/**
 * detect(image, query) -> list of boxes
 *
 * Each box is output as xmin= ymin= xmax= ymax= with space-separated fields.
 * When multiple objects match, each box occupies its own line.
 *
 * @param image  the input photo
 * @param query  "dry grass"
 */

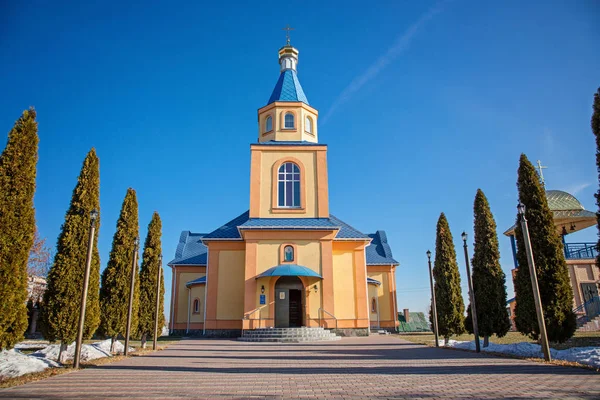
xmin=0 ymin=338 xmax=180 ymax=389
xmin=396 ymin=331 xmax=600 ymax=349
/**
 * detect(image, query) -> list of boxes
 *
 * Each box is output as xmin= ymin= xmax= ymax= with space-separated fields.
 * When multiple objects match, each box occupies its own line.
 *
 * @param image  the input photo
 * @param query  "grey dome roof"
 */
xmin=545 ymin=190 xmax=585 ymax=211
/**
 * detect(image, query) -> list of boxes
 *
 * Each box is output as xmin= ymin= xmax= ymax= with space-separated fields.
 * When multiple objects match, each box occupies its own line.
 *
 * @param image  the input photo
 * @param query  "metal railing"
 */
xmin=318 ymin=308 xmax=338 ymax=330
xmin=573 ymin=295 xmax=600 ymax=315
xmin=564 ymin=242 xmax=598 ymax=260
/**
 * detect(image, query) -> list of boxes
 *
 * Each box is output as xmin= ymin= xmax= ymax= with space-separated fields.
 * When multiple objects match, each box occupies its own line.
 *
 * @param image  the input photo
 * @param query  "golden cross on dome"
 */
xmin=282 ymin=24 xmax=294 ymax=45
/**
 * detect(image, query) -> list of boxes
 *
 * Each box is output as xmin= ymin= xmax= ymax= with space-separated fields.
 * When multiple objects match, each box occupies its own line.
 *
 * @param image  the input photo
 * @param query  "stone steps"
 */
xmin=238 ymin=327 xmax=341 ymax=343
xmin=577 ymin=315 xmax=600 ymax=332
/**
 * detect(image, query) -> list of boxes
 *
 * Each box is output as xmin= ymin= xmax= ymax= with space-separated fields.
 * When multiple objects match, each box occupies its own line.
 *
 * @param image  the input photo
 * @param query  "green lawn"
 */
xmin=396 ymin=331 xmax=600 ymax=350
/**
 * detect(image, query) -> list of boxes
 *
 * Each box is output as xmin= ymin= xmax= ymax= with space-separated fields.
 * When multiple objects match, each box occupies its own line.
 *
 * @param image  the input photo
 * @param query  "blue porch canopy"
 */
xmin=255 ymin=264 xmax=322 ymax=279
xmin=367 ymin=277 xmax=381 ymax=286
xmin=186 ymin=276 xmax=206 ymax=287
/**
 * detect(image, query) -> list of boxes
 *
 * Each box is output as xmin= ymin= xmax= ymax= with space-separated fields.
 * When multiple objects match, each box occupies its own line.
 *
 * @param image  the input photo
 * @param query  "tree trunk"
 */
xmin=58 ymin=341 xmax=69 ymax=364
xmin=141 ymin=333 xmax=147 ymax=349
xmin=483 ymin=335 xmax=490 ymax=348
xmin=110 ymin=336 xmax=117 ymax=354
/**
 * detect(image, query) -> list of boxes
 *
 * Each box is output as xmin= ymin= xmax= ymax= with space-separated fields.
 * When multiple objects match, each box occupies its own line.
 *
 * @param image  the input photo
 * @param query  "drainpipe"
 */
xmin=186 ymin=287 xmax=191 ymax=334
xmin=392 ymin=266 xmax=398 ymax=333
xmin=363 ymin=250 xmax=371 ymax=336
xmin=169 ymin=266 xmax=176 ymax=332
xmin=376 ymin=294 xmax=380 ymax=329
xmin=202 ymin=248 xmax=209 ymax=335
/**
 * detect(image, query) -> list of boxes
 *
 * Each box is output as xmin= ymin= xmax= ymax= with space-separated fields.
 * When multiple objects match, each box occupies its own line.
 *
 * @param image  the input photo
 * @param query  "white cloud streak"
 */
xmin=322 ymin=1 xmax=448 ymax=123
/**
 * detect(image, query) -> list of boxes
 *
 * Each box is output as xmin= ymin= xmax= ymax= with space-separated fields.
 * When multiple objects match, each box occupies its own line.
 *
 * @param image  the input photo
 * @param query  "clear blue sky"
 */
xmin=1 ymin=1 xmax=599 ymax=318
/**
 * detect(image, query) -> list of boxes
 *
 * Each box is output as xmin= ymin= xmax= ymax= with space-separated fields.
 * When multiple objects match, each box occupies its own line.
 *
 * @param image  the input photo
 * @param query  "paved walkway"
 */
xmin=2 ymin=335 xmax=599 ymax=399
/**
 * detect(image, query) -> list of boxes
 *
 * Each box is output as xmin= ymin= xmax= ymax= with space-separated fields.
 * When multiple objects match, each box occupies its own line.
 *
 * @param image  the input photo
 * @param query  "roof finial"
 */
xmin=536 ymin=159 xmax=548 ymax=187
xmin=282 ymin=24 xmax=294 ymax=46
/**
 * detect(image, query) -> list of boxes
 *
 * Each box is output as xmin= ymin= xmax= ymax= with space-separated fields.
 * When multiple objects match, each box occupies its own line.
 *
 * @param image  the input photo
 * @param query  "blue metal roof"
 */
xmin=254 ymin=141 xmax=325 ymax=146
xmin=186 ymin=276 xmax=206 ymax=287
xmin=366 ymin=231 xmax=399 ymax=265
xmin=256 ymin=264 xmax=322 ymax=279
xmin=202 ymin=211 xmax=250 ymax=240
xmin=168 ymin=231 xmax=208 ymax=266
xmin=367 ymin=277 xmax=381 ymax=285
xmin=330 ymin=215 xmax=371 ymax=239
xmin=240 ymin=218 xmax=339 ymax=230
xmin=267 ymin=70 xmax=309 ymax=105
xmin=202 ymin=210 xmax=371 ymax=240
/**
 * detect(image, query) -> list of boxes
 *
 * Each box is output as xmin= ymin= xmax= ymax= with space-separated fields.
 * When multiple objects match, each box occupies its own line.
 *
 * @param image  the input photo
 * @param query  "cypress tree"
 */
xmin=465 ymin=189 xmax=510 ymax=347
xmin=40 ymin=149 xmax=101 ymax=361
xmin=99 ymin=188 xmax=140 ymax=352
xmin=592 ymin=88 xmax=600 ymax=272
xmin=514 ymin=154 xmax=576 ymax=343
xmin=137 ymin=212 xmax=165 ymax=348
xmin=433 ymin=213 xmax=465 ymax=343
xmin=0 ymin=108 xmax=38 ymax=349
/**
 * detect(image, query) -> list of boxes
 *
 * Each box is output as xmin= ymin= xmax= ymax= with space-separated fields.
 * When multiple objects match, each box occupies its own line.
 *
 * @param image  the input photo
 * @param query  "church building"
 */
xmin=168 ymin=40 xmax=400 ymax=336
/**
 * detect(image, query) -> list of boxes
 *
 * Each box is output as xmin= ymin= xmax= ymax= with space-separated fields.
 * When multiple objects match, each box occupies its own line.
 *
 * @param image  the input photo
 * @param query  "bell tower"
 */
xmin=257 ymin=41 xmax=319 ymax=143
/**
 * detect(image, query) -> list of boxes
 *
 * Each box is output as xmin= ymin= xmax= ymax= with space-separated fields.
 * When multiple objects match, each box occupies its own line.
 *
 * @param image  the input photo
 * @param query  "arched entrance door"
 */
xmin=275 ymin=276 xmax=304 ymax=328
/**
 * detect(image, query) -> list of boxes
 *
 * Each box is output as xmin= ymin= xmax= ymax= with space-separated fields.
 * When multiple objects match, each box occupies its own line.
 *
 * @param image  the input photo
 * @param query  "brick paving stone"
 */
xmin=1 ymin=335 xmax=599 ymax=399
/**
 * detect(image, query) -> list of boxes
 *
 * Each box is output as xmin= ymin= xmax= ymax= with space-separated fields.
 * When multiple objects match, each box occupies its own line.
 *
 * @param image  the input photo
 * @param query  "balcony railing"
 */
xmin=564 ymin=242 xmax=598 ymax=260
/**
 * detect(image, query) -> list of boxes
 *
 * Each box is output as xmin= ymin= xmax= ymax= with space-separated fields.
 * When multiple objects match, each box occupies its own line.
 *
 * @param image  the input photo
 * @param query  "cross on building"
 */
xmin=536 ymin=160 xmax=548 ymax=187
xmin=282 ymin=24 xmax=294 ymax=45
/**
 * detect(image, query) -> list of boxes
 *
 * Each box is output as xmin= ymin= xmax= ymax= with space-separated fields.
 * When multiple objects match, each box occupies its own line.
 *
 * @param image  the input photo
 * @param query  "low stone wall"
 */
xmin=329 ymin=328 xmax=369 ymax=337
xmin=170 ymin=329 xmax=241 ymax=338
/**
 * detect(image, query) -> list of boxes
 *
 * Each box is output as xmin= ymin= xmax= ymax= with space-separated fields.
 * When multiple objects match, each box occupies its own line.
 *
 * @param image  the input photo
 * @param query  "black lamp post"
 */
xmin=427 ymin=250 xmax=439 ymax=348
xmin=517 ymin=203 xmax=551 ymax=361
xmin=124 ymin=236 xmax=139 ymax=356
xmin=152 ymin=254 xmax=163 ymax=351
xmin=73 ymin=209 xmax=98 ymax=368
xmin=461 ymin=232 xmax=480 ymax=353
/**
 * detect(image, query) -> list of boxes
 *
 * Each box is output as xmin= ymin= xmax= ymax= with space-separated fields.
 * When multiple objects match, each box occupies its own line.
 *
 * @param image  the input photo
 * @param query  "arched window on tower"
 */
xmin=284 ymin=113 xmax=295 ymax=129
xmin=278 ymin=162 xmax=300 ymax=208
xmin=305 ymin=116 xmax=313 ymax=134
xmin=265 ymin=115 xmax=273 ymax=132
xmin=193 ymin=298 xmax=200 ymax=314
xmin=284 ymin=245 xmax=294 ymax=262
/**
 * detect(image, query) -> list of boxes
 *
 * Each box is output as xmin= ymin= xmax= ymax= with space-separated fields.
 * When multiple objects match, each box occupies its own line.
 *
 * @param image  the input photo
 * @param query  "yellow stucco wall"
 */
xmin=216 ymin=250 xmax=245 ymax=320
xmin=367 ymin=271 xmax=392 ymax=321
xmin=259 ymin=151 xmax=317 ymax=218
xmin=176 ymin=272 xmax=205 ymax=324
xmin=258 ymin=103 xmax=319 ymax=143
xmin=255 ymin=241 xmax=323 ymax=320
xmin=368 ymin=284 xmax=379 ymax=322
xmin=189 ymin=285 xmax=205 ymax=323
xmin=332 ymin=250 xmax=356 ymax=319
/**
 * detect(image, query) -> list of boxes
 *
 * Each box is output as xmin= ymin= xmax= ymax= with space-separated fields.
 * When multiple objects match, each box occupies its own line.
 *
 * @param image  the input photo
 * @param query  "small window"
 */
xmin=278 ymin=162 xmax=300 ymax=208
xmin=371 ymin=298 xmax=377 ymax=313
xmin=193 ymin=299 xmax=200 ymax=314
xmin=305 ymin=117 xmax=312 ymax=134
xmin=284 ymin=113 xmax=294 ymax=129
xmin=284 ymin=245 xmax=294 ymax=262
xmin=265 ymin=116 xmax=272 ymax=132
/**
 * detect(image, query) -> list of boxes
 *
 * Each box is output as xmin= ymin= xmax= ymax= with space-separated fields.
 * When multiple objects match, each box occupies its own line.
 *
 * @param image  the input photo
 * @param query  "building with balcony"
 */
xmin=504 ymin=190 xmax=600 ymax=329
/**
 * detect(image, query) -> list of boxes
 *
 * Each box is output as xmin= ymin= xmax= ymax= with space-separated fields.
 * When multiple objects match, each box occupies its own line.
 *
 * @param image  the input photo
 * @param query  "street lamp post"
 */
xmin=427 ymin=250 xmax=440 ymax=348
xmin=517 ymin=203 xmax=552 ymax=362
xmin=152 ymin=254 xmax=163 ymax=351
xmin=461 ymin=232 xmax=480 ymax=353
xmin=124 ymin=236 xmax=139 ymax=356
xmin=73 ymin=209 xmax=98 ymax=368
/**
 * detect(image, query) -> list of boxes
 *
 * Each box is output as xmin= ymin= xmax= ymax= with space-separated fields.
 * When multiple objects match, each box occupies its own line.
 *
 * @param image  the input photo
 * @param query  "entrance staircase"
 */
xmin=238 ymin=327 xmax=341 ymax=343
xmin=576 ymin=315 xmax=600 ymax=332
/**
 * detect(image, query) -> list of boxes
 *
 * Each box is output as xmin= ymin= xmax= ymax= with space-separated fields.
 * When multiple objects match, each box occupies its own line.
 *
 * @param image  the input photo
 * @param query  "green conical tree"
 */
xmin=99 ymin=188 xmax=140 ymax=352
xmin=40 ymin=149 xmax=101 ymax=361
xmin=137 ymin=212 xmax=165 ymax=348
xmin=513 ymin=154 xmax=576 ymax=343
xmin=465 ymin=189 xmax=510 ymax=347
xmin=0 ymin=108 xmax=38 ymax=349
xmin=592 ymin=88 xmax=600 ymax=272
xmin=433 ymin=213 xmax=465 ymax=343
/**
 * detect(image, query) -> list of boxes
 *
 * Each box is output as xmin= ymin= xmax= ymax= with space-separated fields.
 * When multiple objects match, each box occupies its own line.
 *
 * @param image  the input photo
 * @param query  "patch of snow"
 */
xmin=0 ymin=349 xmax=60 ymax=380
xmin=31 ymin=339 xmax=134 ymax=362
xmin=443 ymin=339 xmax=600 ymax=368
xmin=161 ymin=326 xmax=169 ymax=336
